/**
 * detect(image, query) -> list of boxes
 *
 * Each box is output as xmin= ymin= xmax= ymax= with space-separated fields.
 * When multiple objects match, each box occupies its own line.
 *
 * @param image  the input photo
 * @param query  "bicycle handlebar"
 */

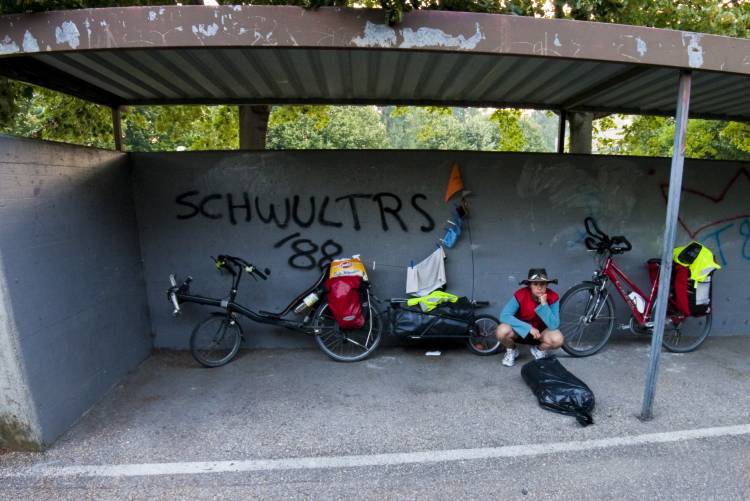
xmin=214 ymin=254 xmax=270 ymax=280
xmin=582 ymin=217 xmax=632 ymax=254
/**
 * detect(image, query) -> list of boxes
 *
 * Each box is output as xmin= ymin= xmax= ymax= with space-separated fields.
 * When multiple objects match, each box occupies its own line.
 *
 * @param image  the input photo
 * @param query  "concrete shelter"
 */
xmin=0 ymin=5 xmax=748 ymax=449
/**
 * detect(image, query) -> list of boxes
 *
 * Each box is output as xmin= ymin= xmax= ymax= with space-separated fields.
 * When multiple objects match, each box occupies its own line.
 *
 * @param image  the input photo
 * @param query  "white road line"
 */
xmin=10 ymin=423 xmax=750 ymax=479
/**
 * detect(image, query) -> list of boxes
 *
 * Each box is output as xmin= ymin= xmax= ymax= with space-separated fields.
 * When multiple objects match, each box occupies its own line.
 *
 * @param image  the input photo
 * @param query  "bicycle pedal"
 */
xmin=618 ymin=323 xmax=631 ymax=331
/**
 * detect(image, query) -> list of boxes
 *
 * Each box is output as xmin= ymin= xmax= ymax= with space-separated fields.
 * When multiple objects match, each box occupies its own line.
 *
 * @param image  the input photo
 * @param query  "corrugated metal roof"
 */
xmin=0 ymin=6 xmax=748 ymax=121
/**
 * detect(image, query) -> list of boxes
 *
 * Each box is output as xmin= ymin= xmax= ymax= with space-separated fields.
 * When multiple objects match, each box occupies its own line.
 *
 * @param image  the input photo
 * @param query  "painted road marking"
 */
xmin=9 ymin=423 xmax=750 ymax=479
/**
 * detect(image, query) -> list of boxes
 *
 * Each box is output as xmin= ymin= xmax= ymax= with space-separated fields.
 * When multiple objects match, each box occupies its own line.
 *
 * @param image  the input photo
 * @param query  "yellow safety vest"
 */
xmin=407 ymin=291 xmax=459 ymax=312
xmin=673 ymin=242 xmax=721 ymax=284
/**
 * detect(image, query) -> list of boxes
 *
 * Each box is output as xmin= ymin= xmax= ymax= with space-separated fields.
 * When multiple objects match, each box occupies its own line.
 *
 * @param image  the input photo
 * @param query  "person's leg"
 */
xmin=496 ymin=323 xmax=520 ymax=366
xmin=538 ymin=329 xmax=564 ymax=351
xmin=495 ymin=323 xmax=516 ymax=349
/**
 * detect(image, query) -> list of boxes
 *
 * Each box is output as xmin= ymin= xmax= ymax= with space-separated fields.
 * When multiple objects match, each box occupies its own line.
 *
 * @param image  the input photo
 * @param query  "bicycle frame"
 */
xmin=173 ymin=264 xmax=332 ymax=335
xmin=598 ymin=254 xmax=680 ymax=326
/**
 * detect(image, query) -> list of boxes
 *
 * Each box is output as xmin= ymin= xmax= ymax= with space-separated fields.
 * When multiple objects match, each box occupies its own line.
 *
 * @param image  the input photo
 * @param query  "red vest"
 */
xmin=514 ymin=287 xmax=559 ymax=331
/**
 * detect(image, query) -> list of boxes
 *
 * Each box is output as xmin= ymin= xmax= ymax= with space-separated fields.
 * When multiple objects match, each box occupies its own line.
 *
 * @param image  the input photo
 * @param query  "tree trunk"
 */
xmin=568 ymin=111 xmax=593 ymax=154
xmin=239 ymin=105 xmax=270 ymax=150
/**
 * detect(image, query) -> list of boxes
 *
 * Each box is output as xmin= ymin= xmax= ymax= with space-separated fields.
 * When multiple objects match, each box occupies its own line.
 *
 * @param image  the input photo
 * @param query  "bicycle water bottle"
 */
xmin=628 ymin=291 xmax=645 ymax=314
xmin=294 ymin=292 xmax=320 ymax=314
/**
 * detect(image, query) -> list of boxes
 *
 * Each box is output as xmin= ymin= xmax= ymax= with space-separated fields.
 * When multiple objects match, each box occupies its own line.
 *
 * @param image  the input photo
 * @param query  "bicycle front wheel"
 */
xmin=190 ymin=314 xmax=242 ymax=368
xmin=466 ymin=315 xmax=502 ymax=355
xmin=312 ymin=295 xmax=383 ymax=362
xmin=662 ymin=312 xmax=712 ymax=353
xmin=560 ymin=283 xmax=615 ymax=357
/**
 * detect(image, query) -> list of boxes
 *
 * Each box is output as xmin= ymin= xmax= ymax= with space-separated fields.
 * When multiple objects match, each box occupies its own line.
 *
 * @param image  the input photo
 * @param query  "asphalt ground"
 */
xmin=2 ymin=334 xmax=749 ymax=499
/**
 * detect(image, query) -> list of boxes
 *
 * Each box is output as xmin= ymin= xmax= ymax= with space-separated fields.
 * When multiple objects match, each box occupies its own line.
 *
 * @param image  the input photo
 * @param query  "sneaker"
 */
xmin=530 ymin=346 xmax=549 ymax=360
xmin=501 ymin=348 xmax=519 ymax=367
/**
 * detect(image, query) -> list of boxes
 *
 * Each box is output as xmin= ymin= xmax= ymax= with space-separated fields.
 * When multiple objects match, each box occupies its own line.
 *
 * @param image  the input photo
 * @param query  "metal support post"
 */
xmin=640 ymin=70 xmax=692 ymax=421
xmin=557 ymin=110 xmax=567 ymax=153
xmin=112 ymin=106 xmax=123 ymax=152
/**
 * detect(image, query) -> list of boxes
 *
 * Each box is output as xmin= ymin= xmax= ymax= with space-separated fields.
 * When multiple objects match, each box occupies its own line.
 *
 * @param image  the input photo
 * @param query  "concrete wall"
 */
xmin=133 ymin=151 xmax=750 ymax=349
xmin=0 ymin=136 xmax=151 ymax=449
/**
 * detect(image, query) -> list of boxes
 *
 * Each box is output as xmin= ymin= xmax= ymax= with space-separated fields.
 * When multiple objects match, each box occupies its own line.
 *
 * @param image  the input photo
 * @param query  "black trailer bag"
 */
xmin=521 ymin=356 xmax=595 ymax=426
xmin=391 ymin=297 xmax=474 ymax=337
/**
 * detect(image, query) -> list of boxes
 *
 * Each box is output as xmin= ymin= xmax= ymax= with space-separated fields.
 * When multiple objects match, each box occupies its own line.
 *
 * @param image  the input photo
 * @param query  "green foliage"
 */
xmin=722 ymin=121 xmax=750 ymax=153
xmin=266 ymin=105 xmax=388 ymax=149
xmin=489 ymin=108 xmax=526 ymax=151
xmin=519 ymin=111 xmax=557 ymax=152
xmin=122 ymin=105 xmax=238 ymax=151
xmin=0 ymin=82 xmax=114 ymax=148
xmin=383 ymin=106 xmax=502 ymax=150
xmin=613 ymin=115 xmax=750 ymax=160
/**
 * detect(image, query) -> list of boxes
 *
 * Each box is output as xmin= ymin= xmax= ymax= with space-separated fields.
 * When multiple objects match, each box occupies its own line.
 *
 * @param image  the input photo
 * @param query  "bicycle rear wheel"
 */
xmin=312 ymin=294 xmax=383 ymax=362
xmin=560 ymin=283 xmax=615 ymax=357
xmin=661 ymin=312 xmax=712 ymax=353
xmin=190 ymin=314 xmax=242 ymax=368
xmin=466 ymin=315 xmax=502 ymax=355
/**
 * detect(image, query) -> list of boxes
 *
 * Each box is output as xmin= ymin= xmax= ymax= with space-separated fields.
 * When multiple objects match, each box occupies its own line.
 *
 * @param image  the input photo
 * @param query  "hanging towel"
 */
xmin=406 ymin=247 xmax=446 ymax=296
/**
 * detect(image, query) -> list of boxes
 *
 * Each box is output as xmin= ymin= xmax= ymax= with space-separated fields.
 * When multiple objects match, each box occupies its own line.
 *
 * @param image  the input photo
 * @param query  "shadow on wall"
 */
xmin=0 ymin=137 xmax=151 ymax=448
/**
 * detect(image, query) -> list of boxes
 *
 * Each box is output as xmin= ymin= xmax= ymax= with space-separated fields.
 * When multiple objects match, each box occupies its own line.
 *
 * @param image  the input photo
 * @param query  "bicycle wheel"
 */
xmin=560 ymin=283 xmax=615 ymax=357
xmin=661 ymin=312 xmax=712 ymax=353
xmin=190 ymin=314 xmax=242 ymax=368
xmin=466 ymin=314 xmax=502 ymax=355
xmin=312 ymin=295 xmax=383 ymax=362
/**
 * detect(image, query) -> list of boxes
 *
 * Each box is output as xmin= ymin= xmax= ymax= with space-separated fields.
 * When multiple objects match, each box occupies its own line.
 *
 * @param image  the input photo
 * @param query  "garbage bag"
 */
xmin=521 ymin=356 xmax=595 ymax=426
xmin=325 ymin=276 xmax=365 ymax=329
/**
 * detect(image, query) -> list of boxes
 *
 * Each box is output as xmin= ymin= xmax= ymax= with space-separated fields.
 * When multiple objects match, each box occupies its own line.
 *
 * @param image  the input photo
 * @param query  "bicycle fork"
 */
xmin=584 ymin=282 xmax=609 ymax=323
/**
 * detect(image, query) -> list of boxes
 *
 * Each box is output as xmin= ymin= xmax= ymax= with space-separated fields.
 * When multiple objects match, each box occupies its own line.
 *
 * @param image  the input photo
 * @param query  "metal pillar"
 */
xmin=557 ymin=110 xmax=567 ymax=153
xmin=640 ymin=70 xmax=692 ymax=420
xmin=112 ymin=106 xmax=123 ymax=152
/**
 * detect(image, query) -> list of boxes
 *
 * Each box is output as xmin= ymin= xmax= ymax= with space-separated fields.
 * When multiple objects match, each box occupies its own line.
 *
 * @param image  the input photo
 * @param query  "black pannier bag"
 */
xmin=521 ymin=356 xmax=595 ymax=426
xmin=391 ymin=297 xmax=474 ymax=338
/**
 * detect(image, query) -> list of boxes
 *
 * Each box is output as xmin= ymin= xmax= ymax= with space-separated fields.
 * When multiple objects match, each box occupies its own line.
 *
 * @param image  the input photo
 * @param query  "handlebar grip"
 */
xmin=253 ymin=268 xmax=267 ymax=280
xmin=611 ymin=235 xmax=633 ymax=252
xmin=584 ymin=217 xmax=608 ymax=240
xmin=584 ymin=237 xmax=598 ymax=250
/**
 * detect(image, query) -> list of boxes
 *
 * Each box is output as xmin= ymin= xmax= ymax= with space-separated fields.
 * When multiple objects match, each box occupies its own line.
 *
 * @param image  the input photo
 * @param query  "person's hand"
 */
xmin=529 ymin=327 xmax=541 ymax=340
xmin=539 ymin=293 xmax=548 ymax=306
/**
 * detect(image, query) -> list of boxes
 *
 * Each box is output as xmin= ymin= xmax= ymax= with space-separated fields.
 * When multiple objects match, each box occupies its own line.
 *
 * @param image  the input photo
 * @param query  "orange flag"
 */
xmin=444 ymin=163 xmax=465 ymax=202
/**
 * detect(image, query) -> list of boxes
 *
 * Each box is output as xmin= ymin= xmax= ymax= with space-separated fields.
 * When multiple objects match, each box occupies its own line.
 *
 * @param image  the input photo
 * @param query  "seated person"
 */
xmin=496 ymin=268 xmax=564 ymax=367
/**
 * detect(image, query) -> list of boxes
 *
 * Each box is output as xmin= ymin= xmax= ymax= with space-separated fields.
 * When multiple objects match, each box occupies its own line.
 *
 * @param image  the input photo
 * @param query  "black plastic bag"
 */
xmin=521 ymin=356 xmax=595 ymax=426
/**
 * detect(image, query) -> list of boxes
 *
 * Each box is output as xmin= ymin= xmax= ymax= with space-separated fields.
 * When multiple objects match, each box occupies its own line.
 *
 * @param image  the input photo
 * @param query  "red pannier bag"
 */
xmin=647 ymin=259 xmax=710 ymax=316
xmin=325 ymin=275 xmax=365 ymax=329
xmin=671 ymin=263 xmax=692 ymax=316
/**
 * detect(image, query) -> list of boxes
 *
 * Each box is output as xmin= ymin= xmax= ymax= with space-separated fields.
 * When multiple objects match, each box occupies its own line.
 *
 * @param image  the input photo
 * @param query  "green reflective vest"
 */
xmin=673 ymin=242 xmax=721 ymax=284
xmin=407 ymin=291 xmax=459 ymax=312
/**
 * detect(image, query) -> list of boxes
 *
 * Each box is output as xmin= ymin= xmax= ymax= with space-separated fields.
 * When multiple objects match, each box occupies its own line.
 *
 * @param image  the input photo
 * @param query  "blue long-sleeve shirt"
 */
xmin=500 ymin=296 xmax=560 ymax=338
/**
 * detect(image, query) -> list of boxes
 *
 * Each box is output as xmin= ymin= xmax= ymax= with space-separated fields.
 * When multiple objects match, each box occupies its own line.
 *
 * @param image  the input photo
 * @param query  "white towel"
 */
xmin=406 ymin=247 xmax=446 ymax=296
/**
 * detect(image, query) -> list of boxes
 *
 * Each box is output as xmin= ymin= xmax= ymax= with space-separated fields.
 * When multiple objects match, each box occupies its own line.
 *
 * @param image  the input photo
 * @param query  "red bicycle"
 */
xmin=559 ymin=217 xmax=712 ymax=357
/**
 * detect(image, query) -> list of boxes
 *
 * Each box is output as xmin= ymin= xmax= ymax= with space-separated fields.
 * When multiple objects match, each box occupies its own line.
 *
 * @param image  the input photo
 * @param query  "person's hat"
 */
xmin=520 ymin=268 xmax=558 ymax=285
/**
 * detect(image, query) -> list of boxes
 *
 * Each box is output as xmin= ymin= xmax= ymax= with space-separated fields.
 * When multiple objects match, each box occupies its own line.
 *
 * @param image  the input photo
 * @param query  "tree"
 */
xmin=611 ymin=115 xmax=750 ymax=160
xmin=266 ymin=105 xmax=388 ymax=149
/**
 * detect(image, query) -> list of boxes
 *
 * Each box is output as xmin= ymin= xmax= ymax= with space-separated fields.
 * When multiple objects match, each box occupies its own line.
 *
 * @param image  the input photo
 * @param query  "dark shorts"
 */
xmin=513 ymin=332 xmax=542 ymax=346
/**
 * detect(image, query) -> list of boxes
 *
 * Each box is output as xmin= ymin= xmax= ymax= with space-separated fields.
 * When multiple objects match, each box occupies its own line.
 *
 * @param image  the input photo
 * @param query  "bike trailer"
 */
xmin=391 ymin=296 xmax=474 ymax=338
xmin=325 ymin=275 xmax=365 ymax=329
xmin=521 ymin=356 xmax=595 ymax=426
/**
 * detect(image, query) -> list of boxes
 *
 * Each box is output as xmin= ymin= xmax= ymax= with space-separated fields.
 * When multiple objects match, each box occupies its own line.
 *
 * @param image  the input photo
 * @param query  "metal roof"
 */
xmin=1 ymin=5 xmax=749 ymax=121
